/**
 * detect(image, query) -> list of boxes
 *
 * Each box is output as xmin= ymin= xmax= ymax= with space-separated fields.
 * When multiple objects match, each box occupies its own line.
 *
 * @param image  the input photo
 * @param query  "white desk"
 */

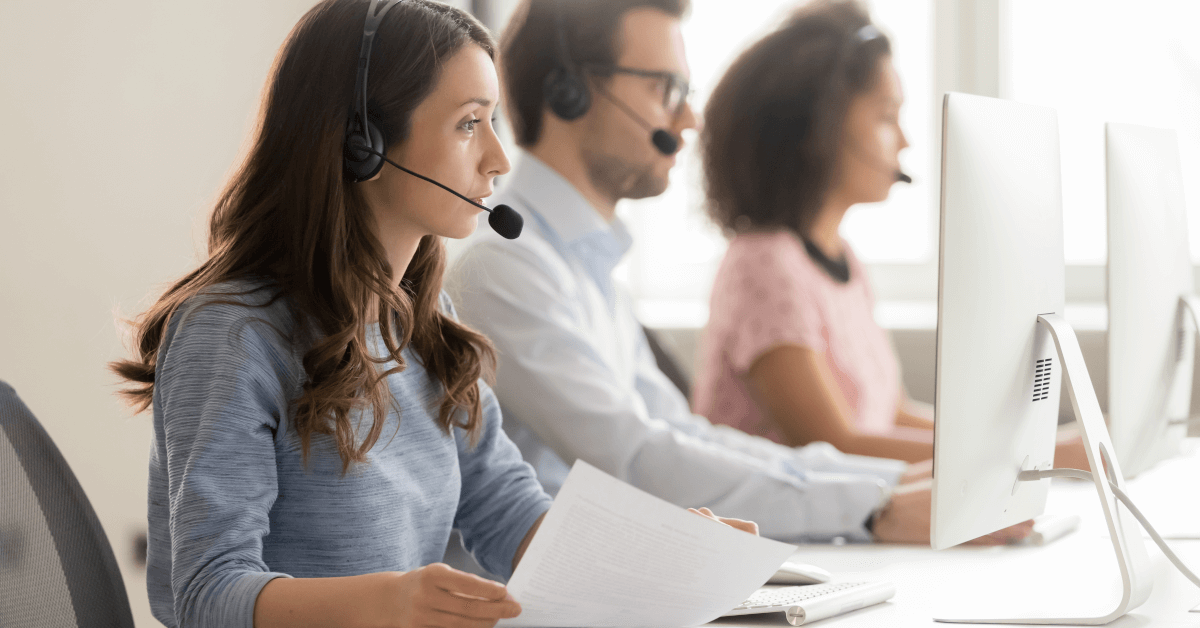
xmin=709 ymin=440 xmax=1200 ymax=627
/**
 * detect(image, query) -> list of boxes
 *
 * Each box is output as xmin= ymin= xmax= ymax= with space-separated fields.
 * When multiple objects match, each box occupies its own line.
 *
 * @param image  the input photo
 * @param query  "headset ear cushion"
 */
xmin=343 ymin=117 xmax=386 ymax=182
xmin=543 ymin=66 xmax=591 ymax=121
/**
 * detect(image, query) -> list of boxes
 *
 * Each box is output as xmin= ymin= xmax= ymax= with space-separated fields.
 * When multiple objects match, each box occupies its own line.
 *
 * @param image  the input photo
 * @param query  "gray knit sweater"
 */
xmin=145 ymin=282 xmax=552 ymax=628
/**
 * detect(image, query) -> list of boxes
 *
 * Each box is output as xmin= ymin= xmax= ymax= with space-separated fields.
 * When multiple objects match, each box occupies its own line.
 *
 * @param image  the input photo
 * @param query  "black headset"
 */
xmin=341 ymin=0 xmax=523 ymax=239
xmin=541 ymin=0 xmax=678 ymax=155
xmin=543 ymin=0 xmax=592 ymax=121
xmin=846 ymin=24 xmax=912 ymax=184
xmin=343 ymin=0 xmax=397 ymax=183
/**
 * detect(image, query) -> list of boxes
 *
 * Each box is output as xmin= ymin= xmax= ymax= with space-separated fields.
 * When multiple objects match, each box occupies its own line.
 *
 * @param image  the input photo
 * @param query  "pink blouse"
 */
xmin=693 ymin=231 xmax=901 ymax=444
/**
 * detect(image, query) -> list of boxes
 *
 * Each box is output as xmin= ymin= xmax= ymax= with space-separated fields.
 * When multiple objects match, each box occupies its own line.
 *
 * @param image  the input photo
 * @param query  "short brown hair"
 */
xmin=500 ymin=0 xmax=689 ymax=147
xmin=702 ymin=0 xmax=890 ymax=235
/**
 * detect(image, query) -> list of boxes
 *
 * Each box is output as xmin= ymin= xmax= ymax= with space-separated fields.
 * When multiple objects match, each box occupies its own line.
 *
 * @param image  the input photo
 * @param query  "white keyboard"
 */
xmin=722 ymin=581 xmax=896 ymax=626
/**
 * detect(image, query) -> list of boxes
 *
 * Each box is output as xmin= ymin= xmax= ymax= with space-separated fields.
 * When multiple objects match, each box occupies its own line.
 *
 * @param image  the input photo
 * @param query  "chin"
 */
xmin=866 ymin=180 xmax=896 ymax=204
xmin=432 ymin=211 xmax=482 ymax=241
xmin=445 ymin=217 xmax=480 ymax=241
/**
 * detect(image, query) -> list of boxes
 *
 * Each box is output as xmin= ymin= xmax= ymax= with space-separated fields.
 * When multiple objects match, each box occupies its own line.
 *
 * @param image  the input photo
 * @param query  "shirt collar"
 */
xmin=503 ymin=153 xmax=633 ymax=275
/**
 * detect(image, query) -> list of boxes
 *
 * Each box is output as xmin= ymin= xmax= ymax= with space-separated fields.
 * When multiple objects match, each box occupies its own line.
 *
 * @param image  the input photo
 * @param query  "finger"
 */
xmin=430 ymin=590 xmax=522 ymax=621
xmin=429 ymin=607 xmax=515 ymax=628
xmin=426 ymin=564 xmax=510 ymax=602
xmin=717 ymin=516 xmax=760 ymax=535
xmin=699 ymin=507 xmax=715 ymax=517
xmin=689 ymin=508 xmax=719 ymax=523
xmin=968 ymin=521 xmax=1034 ymax=545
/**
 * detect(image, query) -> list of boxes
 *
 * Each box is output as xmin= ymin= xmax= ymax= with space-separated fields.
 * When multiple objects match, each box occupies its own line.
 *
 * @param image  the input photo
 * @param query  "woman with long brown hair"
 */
xmin=112 ymin=1 xmax=547 ymax=626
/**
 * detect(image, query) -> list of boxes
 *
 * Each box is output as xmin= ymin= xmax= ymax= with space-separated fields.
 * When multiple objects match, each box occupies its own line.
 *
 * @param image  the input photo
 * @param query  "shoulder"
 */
xmin=448 ymin=221 xmax=578 ymax=301
xmin=165 ymin=278 xmax=297 ymax=360
xmin=723 ymin=231 xmax=809 ymax=271
xmin=438 ymin=290 xmax=459 ymax=321
xmin=718 ymin=231 xmax=820 ymax=292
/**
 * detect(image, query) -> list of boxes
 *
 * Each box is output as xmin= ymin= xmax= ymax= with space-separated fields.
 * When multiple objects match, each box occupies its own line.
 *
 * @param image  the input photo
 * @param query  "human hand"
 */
xmin=385 ymin=563 xmax=522 ymax=628
xmin=871 ymin=485 xmax=1034 ymax=546
xmin=900 ymin=459 xmax=933 ymax=483
xmin=688 ymin=507 xmax=760 ymax=535
xmin=1053 ymin=423 xmax=1092 ymax=471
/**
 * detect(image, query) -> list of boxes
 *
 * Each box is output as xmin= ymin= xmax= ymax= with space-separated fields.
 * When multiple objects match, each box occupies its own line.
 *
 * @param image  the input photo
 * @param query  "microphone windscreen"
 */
xmin=896 ymin=171 xmax=913 ymax=184
xmin=488 ymin=204 xmax=524 ymax=239
xmin=651 ymin=130 xmax=678 ymax=156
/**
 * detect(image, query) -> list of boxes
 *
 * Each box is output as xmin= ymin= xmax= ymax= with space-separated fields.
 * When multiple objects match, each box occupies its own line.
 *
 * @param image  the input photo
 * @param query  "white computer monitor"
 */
xmin=932 ymin=92 xmax=1064 ymax=551
xmin=1106 ymin=122 xmax=1194 ymax=478
xmin=931 ymin=93 xmax=1152 ymax=624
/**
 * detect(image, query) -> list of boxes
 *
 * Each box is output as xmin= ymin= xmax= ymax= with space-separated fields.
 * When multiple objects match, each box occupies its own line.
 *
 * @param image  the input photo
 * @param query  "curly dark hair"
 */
xmin=701 ymin=0 xmax=890 ymax=236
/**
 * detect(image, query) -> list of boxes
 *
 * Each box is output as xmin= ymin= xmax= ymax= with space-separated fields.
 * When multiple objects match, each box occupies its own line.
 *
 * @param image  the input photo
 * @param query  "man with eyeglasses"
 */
xmin=447 ymin=0 xmax=952 ymax=548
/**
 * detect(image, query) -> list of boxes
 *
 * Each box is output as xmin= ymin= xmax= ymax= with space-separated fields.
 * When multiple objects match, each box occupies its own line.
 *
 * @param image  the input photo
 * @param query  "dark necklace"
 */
xmin=802 ymin=237 xmax=851 ymax=284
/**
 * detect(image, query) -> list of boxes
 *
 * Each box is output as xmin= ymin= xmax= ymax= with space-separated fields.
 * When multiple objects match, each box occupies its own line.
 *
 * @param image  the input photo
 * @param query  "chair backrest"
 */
xmin=641 ymin=325 xmax=692 ymax=401
xmin=0 ymin=381 xmax=135 ymax=628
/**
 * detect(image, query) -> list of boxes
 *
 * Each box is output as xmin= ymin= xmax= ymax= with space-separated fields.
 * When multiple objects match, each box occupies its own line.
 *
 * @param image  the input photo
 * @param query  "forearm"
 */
xmin=802 ymin=430 xmax=932 ymax=464
xmin=254 ymin=572 xmax=401 ymax=628
xmin=894 ymin=404 xmax=935 ymax=431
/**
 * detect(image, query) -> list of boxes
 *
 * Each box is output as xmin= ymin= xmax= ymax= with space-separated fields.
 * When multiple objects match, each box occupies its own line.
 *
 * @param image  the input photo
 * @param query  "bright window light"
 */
xmin=1002 ymin=0 xmax=1200 ymax=263
xmin=618 ymin=0 xmax=935 ymax=305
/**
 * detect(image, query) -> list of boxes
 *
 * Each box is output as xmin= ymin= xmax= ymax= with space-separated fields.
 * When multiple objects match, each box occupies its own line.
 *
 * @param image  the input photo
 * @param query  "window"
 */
xmin=617 ymin=0 xmax=936 ymax=317
xmin=1001 ymin=0 xmax=1200 ymax=263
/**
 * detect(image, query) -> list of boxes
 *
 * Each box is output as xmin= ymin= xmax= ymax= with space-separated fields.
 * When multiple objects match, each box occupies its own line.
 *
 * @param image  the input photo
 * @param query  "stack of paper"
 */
xmin=499 ymin=461 xmax=797 ymax=628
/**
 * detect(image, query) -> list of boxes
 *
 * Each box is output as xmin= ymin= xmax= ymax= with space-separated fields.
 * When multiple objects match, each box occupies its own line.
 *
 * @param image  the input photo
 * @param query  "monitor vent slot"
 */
xmin=1032 ymin=358 xmax=1052 ymax=401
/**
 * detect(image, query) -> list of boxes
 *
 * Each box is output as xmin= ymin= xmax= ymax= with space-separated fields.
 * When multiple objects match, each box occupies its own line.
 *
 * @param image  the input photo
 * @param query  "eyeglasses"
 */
xmin=583 ymin=64 xmax=692 ymax=118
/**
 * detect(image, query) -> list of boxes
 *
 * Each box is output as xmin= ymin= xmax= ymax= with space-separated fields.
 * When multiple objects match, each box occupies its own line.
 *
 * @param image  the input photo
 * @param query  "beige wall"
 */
xmin=0 ymin=1 xmax=361 ymax=625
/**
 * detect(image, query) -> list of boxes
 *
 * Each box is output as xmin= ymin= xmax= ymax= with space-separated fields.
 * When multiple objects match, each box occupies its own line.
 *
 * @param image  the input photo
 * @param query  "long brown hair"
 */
xmin=702 ymin=0 xmax=889 ymax=235
xmin=112 ymin=0 xmax=498 ymax=471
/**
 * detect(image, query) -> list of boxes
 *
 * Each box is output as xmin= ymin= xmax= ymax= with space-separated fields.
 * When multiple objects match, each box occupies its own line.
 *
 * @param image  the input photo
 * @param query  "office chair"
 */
xmin=0 ymin=381 xmax=135 ymax=628
xmin=641 ymin=325 xmax=692 ymax=400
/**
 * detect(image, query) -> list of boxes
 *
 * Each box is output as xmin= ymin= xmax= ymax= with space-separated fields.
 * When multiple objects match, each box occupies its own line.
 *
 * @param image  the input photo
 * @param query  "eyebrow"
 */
xmin=459 ymin=97 xmax=492 ymax=108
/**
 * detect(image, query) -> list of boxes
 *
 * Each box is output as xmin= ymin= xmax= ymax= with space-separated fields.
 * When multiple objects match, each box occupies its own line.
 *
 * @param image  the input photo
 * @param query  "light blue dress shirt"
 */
xmin=447 ymin=154 xmax=907 ymax=543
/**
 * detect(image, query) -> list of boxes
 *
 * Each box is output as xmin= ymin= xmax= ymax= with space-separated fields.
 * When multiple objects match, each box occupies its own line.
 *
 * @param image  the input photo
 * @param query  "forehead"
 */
xmin=613 ymin=8 xmax=689 ymax=77
xmin=872 ymin=56 xmax=904 ymax=106
xmin=426 ymin=44 xmax=499 ymax=105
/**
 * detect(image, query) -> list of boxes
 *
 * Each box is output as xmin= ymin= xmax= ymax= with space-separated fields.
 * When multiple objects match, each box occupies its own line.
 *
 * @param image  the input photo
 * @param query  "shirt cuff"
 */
xmin=492 ymin=498 xmax=553 ymax=582
xmin=194 ymin=570 xmax=291 ymax=628
xmin=785 ymin=441 xmax=908 ymax=486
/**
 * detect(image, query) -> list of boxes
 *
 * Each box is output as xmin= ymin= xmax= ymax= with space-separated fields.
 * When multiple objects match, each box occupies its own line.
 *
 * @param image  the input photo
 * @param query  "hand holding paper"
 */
xmin=499 ymin=461 xmax=797 ymax=628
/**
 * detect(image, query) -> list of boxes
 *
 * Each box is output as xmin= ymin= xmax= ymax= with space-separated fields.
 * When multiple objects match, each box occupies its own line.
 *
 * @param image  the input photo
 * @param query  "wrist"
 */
xmin=864 ymin=481 xmax=893 ymax=541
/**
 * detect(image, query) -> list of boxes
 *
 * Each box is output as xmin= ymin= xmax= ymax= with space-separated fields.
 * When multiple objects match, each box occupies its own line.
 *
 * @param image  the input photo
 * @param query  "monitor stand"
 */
xmin=1170 ymin=295 xmax=1200 ymax=431
xmin=935 ymin=314 xmax=1153 ymax=625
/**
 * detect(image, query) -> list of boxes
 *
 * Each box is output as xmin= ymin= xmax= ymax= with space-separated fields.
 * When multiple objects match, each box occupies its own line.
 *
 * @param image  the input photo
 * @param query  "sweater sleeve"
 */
xmin=452 ymin=380 xmax=553 ymax=580
xmin=439 ymin=292 xmax=553 ymax=579
xmin=151 ymin=296 xmax=296 ymax=628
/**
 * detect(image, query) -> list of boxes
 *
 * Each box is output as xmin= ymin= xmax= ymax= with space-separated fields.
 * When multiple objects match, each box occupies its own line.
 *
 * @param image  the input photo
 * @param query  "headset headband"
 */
xmin=352 ymin=0 xmax=401 ymax=140
xmin=552 ymin=0 xmax=576 ymax=72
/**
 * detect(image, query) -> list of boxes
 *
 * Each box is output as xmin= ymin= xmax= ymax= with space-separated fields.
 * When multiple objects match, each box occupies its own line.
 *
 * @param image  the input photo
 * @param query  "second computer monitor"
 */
xmin=1106 ymin=122 xmax=1193 ymax=477
xmin=931 ymin=92 xmax=1065 ymax=550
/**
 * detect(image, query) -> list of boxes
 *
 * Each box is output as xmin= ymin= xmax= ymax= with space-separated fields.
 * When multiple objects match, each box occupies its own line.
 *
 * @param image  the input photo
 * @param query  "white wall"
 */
xmin=0 ymin=2 xmax=328 ymax=625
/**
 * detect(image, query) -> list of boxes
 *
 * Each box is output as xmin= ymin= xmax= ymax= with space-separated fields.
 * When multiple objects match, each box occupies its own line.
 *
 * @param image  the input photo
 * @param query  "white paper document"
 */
xmin=498 ymin=460 xmax=797 ymax=628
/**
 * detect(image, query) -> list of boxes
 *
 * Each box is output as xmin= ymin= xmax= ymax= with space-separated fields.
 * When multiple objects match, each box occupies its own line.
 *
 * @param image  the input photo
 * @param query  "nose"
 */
xmin=484 ymin=126 xmax=511 ymax=177
xmin=675 ymin=100 xmax=700 ymax=134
